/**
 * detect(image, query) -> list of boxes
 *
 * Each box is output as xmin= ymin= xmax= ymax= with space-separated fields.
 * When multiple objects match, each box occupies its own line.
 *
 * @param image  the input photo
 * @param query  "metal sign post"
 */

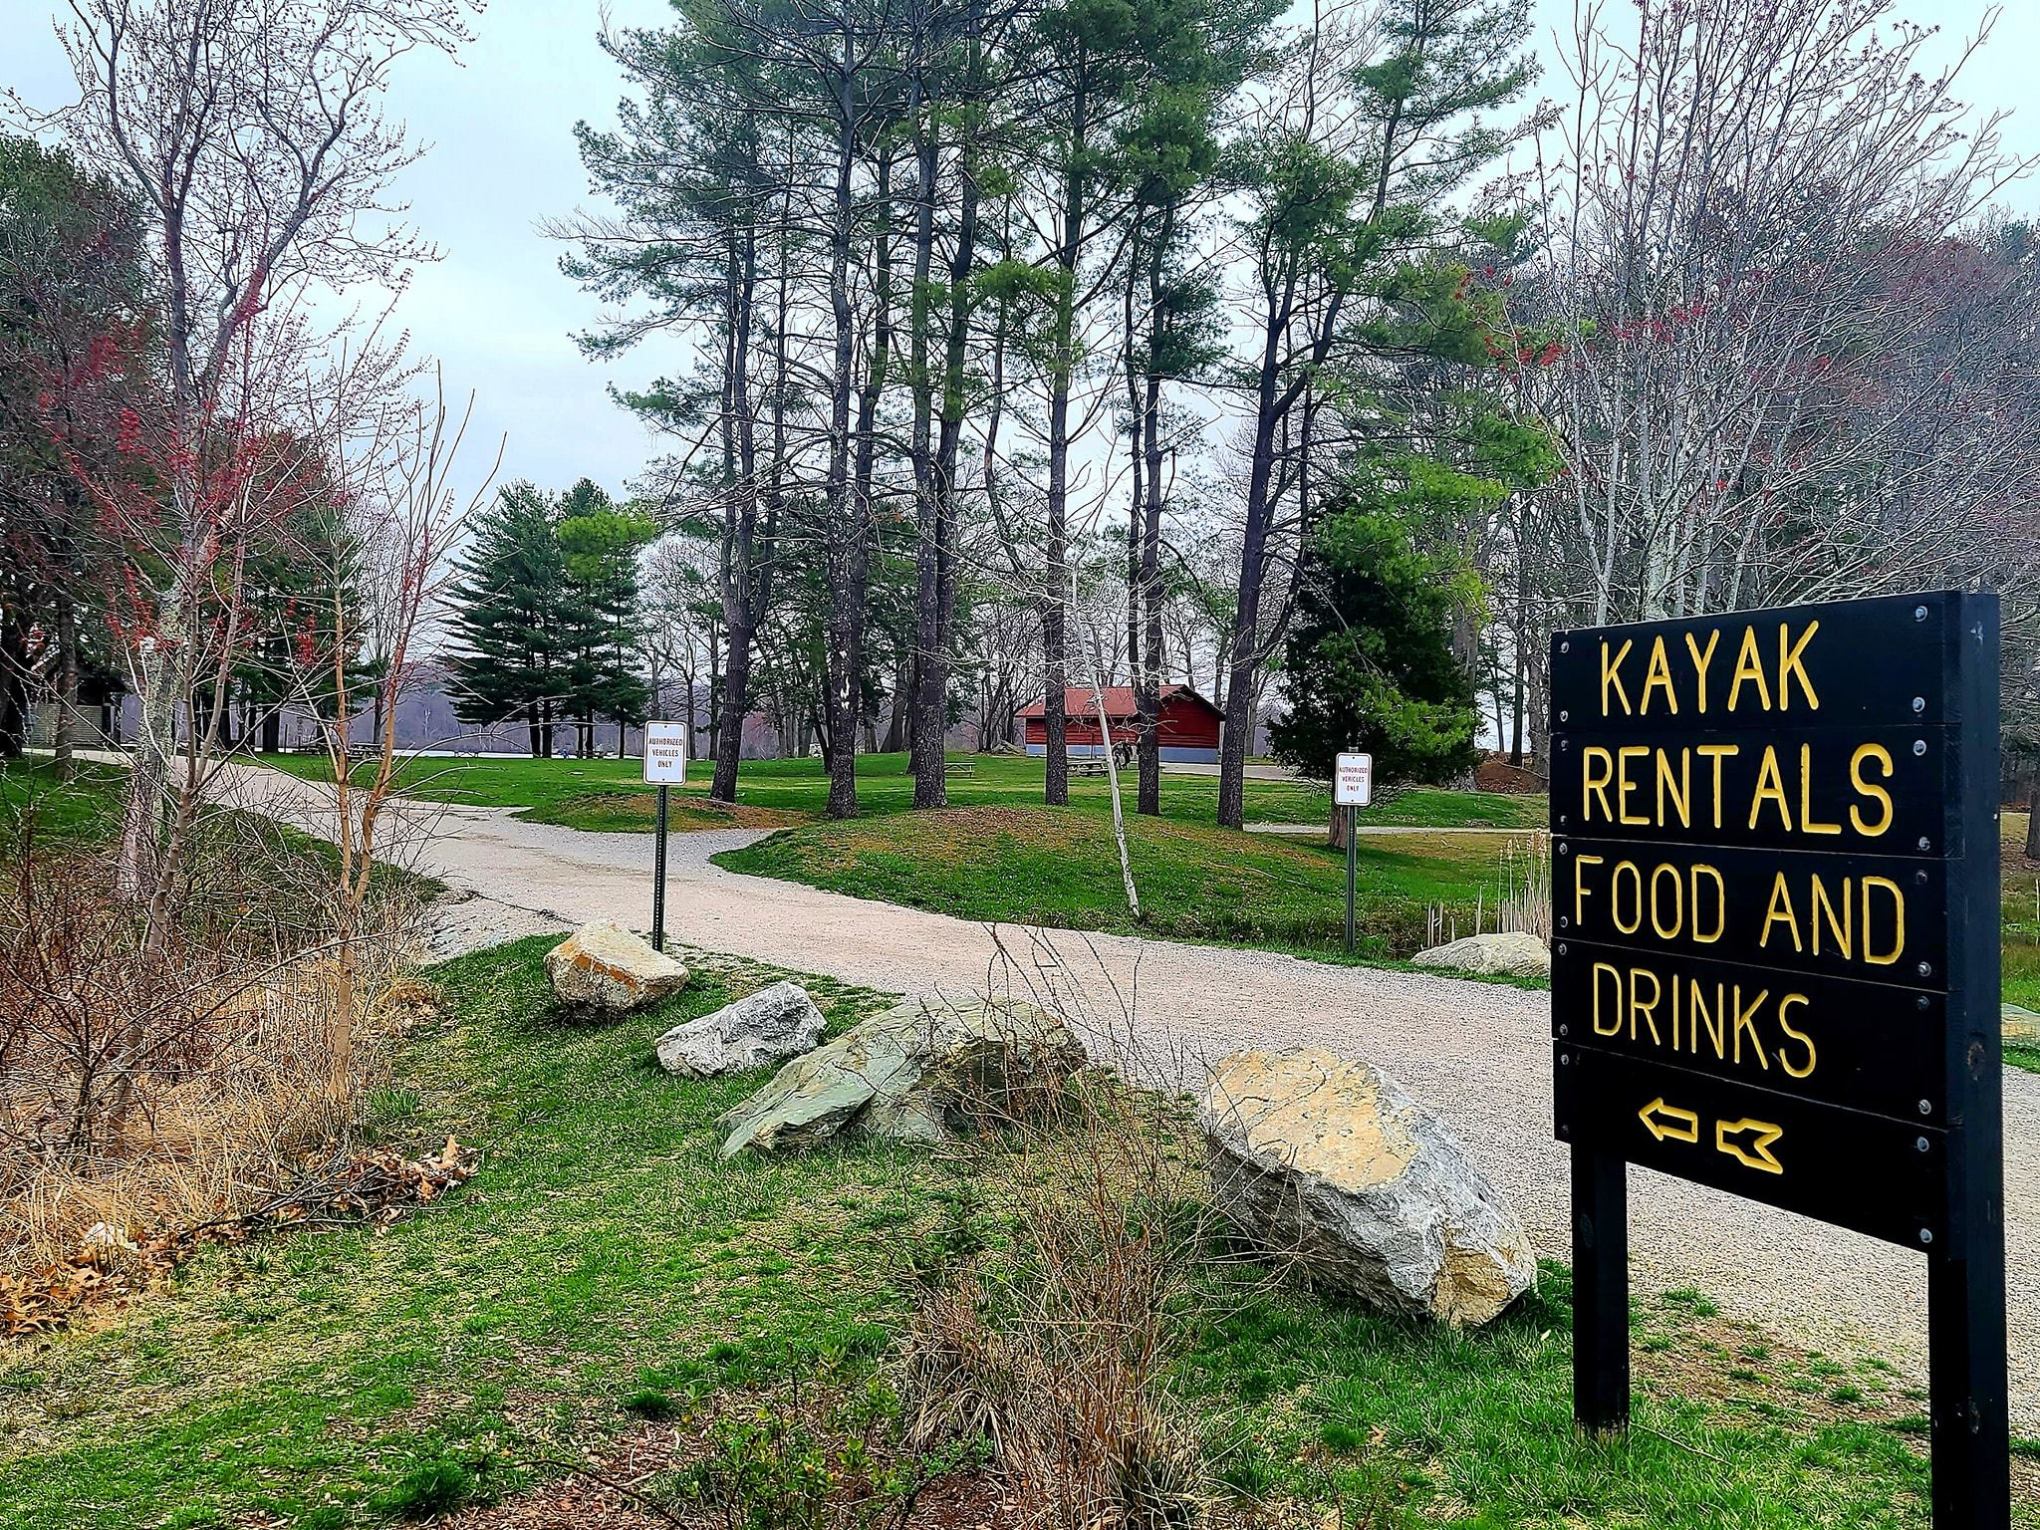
xmin=1548 ymin=591 xmax=2006 ymax=1526
xmin=642 ymin=722 xmax=689 ymax=953
xmin=1335 ymin=752 xmax=1373 ymax=955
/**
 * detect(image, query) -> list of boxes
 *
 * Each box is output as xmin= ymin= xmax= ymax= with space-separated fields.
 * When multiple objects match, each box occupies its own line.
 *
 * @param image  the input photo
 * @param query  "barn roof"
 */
xmin=1015 ymin=684 xmax=1218 ymax=720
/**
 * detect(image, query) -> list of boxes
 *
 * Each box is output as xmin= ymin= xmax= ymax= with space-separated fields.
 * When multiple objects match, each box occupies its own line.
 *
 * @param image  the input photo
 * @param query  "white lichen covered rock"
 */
xmin=2006 ymin=1003 xmax=2040 ymax=1045
xmin=656 ymin=980 xmax=825 ymax=1077
xmin=1199 ymin=1048 xmax=1534 ymax=1327
xmin=1410 ymin=930 xmax=1550 ymax=979
xmin=544 ymin=921 xmax=689 ymax=1018
xmin=718 ymin=995 xmax=1086 ymax=1156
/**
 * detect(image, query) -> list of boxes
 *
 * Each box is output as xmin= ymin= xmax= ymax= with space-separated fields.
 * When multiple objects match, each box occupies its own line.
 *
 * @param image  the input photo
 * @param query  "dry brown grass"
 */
xmin=894 ymin=1024 xmax=1283 ymax=1530
xmin=0 ymin=816 xmax=427 ymax=1281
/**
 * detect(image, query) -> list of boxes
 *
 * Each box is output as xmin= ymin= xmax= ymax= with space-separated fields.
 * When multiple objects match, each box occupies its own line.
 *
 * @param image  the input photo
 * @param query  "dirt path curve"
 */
xmin=206 ymin=760 xmax=2039 ymax=1422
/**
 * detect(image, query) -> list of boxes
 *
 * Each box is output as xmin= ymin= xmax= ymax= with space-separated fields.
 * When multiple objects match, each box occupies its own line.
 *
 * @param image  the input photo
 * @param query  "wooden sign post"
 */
xmin=1548 ymin=591 xmax=2007 ymax=1527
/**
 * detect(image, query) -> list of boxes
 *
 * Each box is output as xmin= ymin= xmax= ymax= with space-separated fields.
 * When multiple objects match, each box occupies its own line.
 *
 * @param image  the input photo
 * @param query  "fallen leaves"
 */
xmin=0 ymin=1136 xmax=479 ymax=1338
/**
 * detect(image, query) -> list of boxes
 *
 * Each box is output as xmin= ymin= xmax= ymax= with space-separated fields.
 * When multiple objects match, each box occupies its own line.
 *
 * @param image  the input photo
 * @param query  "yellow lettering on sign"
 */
xmin=1798 ymin=742 xmax=1842 ymax=835
xmin=1748 ymin=746 xmax=1791 ymax=831
xmin=1592 ymin=962 xmax=1622 ymax=1037
xmin=1811 ymin=876 xmax=1852 ymax=959
xmin=1728 ymin=626 xmax=1771 ymax=711
xmin=1849 ymin=743 xmax=1894 ymax=836
xmin=1778 ymin=620 xmax=1820 ymax=710
xmin=1611 ymin=860 xmax=1643 ymax=935
xmin=1640 ymin=636 xmax=1679 ymax=715
xmin=1778 ymin=994 xmax=1816 ymax=1078
xmin=1761 ymin=873 xmax=1802 ymax=953
xmin=1685 ymin=629 xmax=1721 ymax=713
xmin=1693 ymin=865 xmax=1725 ymax=942
xmin=1690 ymin=980 xmax=1725 ymax=1061
xmin=1732 ymin=985 xmax=1771 ymax=1069
xmin=1863 ymin=876 xmax=1906 ymax=965
xmin=1697 ymin=746 xmax=1738 ymax=829
xmin=1601 ymin=638 xmax=1634 ymax=716
xmin=1649 ymin=863 xmax=1684 ymax=940
xmin=1656 ymin=748 xmax=1692 ymax=829
xmin=1582 ymin=746 xmax=1615 ymax=824
xmin=1617 ymin=746 xmax=1651 ymax=826
xmin=1573 ymin=853 xmax=1604 ymax=924
xmin=1630 ymin=967 xmax=1663 ymax=1045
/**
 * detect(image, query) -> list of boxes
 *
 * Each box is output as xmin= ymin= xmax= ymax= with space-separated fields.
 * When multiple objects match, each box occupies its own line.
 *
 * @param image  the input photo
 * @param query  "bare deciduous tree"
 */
xmin=37 ymin=0 xmax=474 ymax=913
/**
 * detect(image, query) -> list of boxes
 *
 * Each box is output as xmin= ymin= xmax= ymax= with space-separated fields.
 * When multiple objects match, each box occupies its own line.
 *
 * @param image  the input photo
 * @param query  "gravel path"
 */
xmin=205 ymin=761 xmax=2040 ymax=1424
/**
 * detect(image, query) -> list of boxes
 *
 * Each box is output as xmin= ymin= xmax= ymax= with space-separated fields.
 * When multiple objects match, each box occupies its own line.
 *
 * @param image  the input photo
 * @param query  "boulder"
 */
xmin=1199 ymin=1048 xmax=1534 ymax=1327
xmin=657 ymin=980 xmax=826 ymax=1077
xmin=544 ymin=921 xmax=689 ymax=1018
xmin=1410 ymin=930 xmax=1550 ymax=979
xmin=719 ymin=996 xmax=1086 ymax=1156
xmin=2006 ymin=1003 xmax=2040 ymax=1046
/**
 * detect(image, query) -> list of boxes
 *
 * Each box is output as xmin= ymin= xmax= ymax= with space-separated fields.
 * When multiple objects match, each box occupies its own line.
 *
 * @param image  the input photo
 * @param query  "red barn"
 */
xmin=1016 ymin=685 xmax=1223 ymax=763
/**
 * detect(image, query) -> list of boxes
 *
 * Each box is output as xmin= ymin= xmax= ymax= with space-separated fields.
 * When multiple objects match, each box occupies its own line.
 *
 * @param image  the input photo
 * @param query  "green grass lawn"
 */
xmin=2006 ymin=813 xmax=2039 ymax=1074
xmin=252 ymin=748 xmax=1546 ymax=835
xmin=0 ymin=758 xmax=128 ymax=844
xmin=0 ymin=936 xmax=2009 ymax=1528
xmin=717 ymin=803 xmax=1531 ymax=968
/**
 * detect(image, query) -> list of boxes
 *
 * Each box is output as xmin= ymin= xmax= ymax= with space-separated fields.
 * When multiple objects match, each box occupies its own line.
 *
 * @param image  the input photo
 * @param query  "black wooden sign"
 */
xmin=1551 ymin=942 xmax=1947 ymax=1122
xmin=1549 ymin=590 xmax=2007 ymax=1528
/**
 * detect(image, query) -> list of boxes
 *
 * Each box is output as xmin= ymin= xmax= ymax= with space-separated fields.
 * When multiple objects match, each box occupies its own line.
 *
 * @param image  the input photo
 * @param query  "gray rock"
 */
xmin=1199 ymin=1048 xmax=1534 ymax=1327
xmin=1410 ymin=930 xmax=1550 ymax=979
xmin=656 ymin=980 xmax=826 ymax=1077
xmin=718 ymin=996 xmax=1086 ymax=1157
xmin=544 ymin=921 xmax=689 ymax=1018
xmin=2006 ymin=1003 xmax=2040 ymax=1046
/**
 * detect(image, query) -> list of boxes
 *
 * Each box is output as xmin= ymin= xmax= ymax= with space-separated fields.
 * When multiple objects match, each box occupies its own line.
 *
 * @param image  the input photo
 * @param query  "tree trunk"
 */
xmin=1135 ymin=349 xmax=1166 ymax=818
xmin=52 ymin=595 xmax=79 ymax=775
xmin=117 ymin=628 xmax=179 ymax=898
xmin=1217 ymin=502 xmax=1271 ymax=831
xmin=713 ymin=624 xmax=755 ymax=798
xmin=0 ymin=637 xmax=25 ymax=760
xmin=824 ymin=101 xmax=886 ymax=821
xmin=883 ymin=649 xmax=910 ymax=754
xmin=2026 ymin=765 xmax=2040 ymax=858
xmin=712 ymin=205 xmax=767 ymax=803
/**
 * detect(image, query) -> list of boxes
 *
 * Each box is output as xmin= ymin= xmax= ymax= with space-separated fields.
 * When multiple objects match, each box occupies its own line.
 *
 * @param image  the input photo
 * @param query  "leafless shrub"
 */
xmin=0 ymin=803 xmax=425 ymax=1276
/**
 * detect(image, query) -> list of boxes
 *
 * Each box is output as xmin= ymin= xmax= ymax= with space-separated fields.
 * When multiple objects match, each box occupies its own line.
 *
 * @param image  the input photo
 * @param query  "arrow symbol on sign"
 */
xmin=1638 ymin=1098 xmax=1700 ymax=1144
xmin=1715 ymin=1118 xmax=1785 ymax=1175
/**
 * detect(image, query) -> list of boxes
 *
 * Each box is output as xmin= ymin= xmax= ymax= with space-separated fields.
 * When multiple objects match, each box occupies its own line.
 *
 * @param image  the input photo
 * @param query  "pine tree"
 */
xmin=556 ymin=479 xmax=656 ymax=756
xmin=445 ymin=482 xmax=572 ymax=756
xmin=1270 ymin=476 xmax=1484 ymax=793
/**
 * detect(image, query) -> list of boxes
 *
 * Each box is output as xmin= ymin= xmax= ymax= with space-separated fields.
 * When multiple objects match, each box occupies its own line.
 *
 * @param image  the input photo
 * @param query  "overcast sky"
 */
xmin=4 ymin=0 xmax=2038 ymax=503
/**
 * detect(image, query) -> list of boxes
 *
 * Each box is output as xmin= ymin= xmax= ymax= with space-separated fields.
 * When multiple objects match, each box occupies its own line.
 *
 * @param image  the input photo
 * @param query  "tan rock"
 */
xmin=544 ymin=921 xmax=689 ymax=1018
xmin=1199 ymin=1048 xmax=1534 ymax=1326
